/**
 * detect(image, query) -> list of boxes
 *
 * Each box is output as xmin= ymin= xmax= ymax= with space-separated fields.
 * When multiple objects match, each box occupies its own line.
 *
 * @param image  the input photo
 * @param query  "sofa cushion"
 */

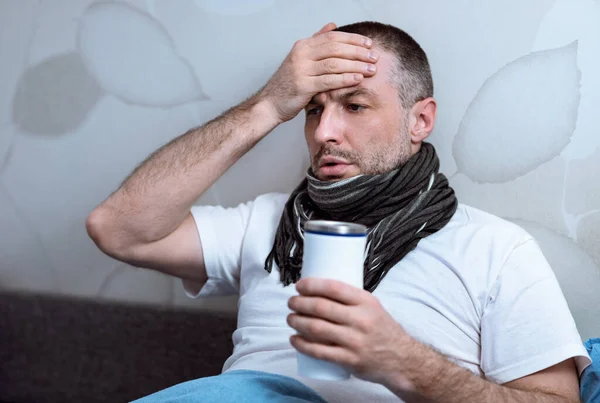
xmin=0 ymin=291 xmax=237 ymax=403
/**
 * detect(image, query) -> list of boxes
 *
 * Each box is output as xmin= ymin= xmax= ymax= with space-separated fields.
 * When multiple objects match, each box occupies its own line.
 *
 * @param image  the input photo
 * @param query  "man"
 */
xmin=87 ymin=21 xmax=590 ymax=402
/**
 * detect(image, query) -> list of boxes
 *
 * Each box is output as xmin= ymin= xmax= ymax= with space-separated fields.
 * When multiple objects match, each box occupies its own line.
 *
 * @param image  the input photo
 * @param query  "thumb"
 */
xmin=312 ymin=22 xmax=337 ymax=37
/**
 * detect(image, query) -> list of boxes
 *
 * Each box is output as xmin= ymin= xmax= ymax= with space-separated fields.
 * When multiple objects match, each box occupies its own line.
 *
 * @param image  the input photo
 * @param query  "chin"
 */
xmin=316 ymin=172 xmax=358 ymax=182
xmin=321 ymin=175 xmax=345 ymax=182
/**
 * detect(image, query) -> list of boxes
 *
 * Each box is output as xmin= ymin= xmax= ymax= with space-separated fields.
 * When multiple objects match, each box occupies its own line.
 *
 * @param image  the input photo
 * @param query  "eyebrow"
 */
xmin=308 ymin=87 xmax=379 ymax=105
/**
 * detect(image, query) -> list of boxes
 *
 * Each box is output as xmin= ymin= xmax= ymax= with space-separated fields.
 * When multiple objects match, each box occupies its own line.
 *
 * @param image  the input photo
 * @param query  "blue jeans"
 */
xmin=581 ymin=338 xmax=600 ymax=403
xmin=131 ymin=370 xmax=327 ymax=403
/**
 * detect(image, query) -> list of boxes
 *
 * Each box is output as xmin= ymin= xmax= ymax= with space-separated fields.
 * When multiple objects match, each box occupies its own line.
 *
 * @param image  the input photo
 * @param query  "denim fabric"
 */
xmin=581 ymin=338 xmax=600 ymax=403
xmin=131 ymin=370 xmax=327 ymax=403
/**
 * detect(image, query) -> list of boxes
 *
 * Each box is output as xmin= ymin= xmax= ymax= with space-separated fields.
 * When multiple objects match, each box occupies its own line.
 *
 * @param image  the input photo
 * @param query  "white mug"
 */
xmin=296 ymin=220 xmax=367 ymax=381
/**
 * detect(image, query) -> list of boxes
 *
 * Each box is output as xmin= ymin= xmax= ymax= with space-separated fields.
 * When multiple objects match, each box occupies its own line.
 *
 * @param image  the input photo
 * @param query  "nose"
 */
xmin=313 ymin=107 xmax=344 ymax=146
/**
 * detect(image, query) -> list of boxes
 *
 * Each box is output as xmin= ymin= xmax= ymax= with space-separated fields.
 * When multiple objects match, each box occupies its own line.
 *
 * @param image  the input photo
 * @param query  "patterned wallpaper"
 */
xmin=0 ymin=0 xmax=598 ymax=339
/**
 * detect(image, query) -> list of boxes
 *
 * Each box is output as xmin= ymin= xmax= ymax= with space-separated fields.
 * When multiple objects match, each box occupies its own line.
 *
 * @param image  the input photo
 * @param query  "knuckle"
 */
xmin=358 ymin=318 xmax=374 ymax=333
xmin=292 ymin=74 xmax=304 ymax=89
xmin=325 ymin=31 xmax=336 ymax=41
xmin=290 ymin=47 xmax=304 ymax=62
xmin=324 ymin=58 xmax=338 ymax=72
xmin=308 ymin=321 xmax=322 ymax=335
xmin=346 ymin=333 xmax=361 ymax=349
xmin=348 ymin=354 xmax=361 ymax=367
xmin=328 ymin=280 xmax=341 ymax=295
xmin=370 ymin=296 xmax=383 ymax=310
xmin=328 ymin=42 xmax=341 ymax=54
xmin=322 ymin=74 xmax=335 ymax=87
xmin=346 ymin=73 xmax=360 ymax=83
xmin=364 ymin=322 xmax=375 ymax=334
xmin=312 ymin=347 xmax=328 ymax=361
xmin=293 ymin=39 xmax=304 ymax=49
xmin=313 ymin=300 xmax=328 ymax=316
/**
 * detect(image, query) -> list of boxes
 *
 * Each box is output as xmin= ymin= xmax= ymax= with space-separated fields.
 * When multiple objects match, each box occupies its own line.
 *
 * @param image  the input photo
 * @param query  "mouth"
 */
xmin=317 ymin=157 xmax=352 ymax=178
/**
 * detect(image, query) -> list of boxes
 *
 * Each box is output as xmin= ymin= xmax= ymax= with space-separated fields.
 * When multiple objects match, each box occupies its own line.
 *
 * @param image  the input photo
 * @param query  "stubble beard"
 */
xmin=310 ymin=125 xmax=412 ymax=179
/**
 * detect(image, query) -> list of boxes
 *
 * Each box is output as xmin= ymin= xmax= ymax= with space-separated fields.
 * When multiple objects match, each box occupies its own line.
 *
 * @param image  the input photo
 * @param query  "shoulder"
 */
xmin=190 ymin=192 xmax=289 ymax=228
xmin=423 ymin=203 xmax=536 ymax=269
xmin=447 ymin=203 xmax=532 ymax=244
xmin=246 ymin=192 xmax=290 ymax=219
xmin=199 ymin=192 xmax=289 ymax=215
xmin=252 ymin=192 xmax=290 ymax=209
xmin=244 ymin=192 xmax=290 ymax=227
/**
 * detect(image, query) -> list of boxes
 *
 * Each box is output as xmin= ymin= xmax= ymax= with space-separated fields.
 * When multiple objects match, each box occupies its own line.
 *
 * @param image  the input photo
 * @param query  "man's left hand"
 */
xmin=287 ymin=278 xmax=413 ymax=386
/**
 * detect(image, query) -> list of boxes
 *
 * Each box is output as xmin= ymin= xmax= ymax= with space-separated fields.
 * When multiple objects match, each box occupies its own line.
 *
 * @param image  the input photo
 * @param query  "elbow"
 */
xmin=86 ymin=206 xmax=129 ymax=260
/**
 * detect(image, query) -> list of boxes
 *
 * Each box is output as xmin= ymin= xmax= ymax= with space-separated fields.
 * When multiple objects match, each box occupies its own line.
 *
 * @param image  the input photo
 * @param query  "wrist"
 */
xmin=383 ymin=337 xmax=449 ymax=401
xmin=381 ymin=335 xmax=421 ymax=393
xmin=253 ymin=92 xmax=285 ymax=127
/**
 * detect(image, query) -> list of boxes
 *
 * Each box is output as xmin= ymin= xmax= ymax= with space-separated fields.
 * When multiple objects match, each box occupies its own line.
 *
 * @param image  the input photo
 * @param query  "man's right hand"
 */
xmin=259 ymin=22 xmax=379 ymax=124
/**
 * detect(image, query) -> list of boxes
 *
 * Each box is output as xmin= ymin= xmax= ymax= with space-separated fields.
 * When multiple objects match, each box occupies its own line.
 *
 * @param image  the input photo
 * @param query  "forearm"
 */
xmin=90 ymin=94 xmax=280 ymax=247
xmin=385 ymin=340 xmax=576 ymax=403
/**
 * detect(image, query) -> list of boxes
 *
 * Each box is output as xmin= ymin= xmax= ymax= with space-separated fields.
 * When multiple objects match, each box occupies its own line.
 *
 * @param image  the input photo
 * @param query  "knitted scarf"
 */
xmin=264 ymin=142 xmax=458 ymax=292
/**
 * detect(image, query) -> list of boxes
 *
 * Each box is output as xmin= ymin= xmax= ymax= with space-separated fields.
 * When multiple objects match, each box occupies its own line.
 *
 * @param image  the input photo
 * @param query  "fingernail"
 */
xmin=369 ymin=51 xmax=379 ymax=61
xmin=354 ymin=73 xmax=363 ymax=81
xmin=364 ymin=37 xmax=372 ymax=47
xmin=367 ymin=64 xmax=376 ymax=72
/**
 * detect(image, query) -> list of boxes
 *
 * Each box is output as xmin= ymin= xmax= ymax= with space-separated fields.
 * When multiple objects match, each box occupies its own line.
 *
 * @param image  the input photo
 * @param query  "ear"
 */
xmin=408 ymin=97 xmax=437 ymax=144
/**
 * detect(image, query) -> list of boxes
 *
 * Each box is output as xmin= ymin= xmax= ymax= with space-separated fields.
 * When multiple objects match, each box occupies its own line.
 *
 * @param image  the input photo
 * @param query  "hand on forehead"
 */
xmin=310 ymin=46 xmax=395 ymax=103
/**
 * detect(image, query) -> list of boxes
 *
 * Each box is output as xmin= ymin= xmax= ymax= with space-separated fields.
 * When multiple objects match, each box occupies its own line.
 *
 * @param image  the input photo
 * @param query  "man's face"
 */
xmin=304 ymin=47 xmax=412 ymax=182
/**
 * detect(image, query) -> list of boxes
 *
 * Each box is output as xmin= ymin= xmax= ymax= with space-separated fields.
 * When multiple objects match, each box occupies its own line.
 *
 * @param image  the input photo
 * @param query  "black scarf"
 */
xmin=264 ymin=142 xmax=458 ymax=292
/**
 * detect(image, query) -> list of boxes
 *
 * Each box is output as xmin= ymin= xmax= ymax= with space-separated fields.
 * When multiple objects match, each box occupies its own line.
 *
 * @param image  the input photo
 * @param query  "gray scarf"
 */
xmin=264 ymin=142 xmax=458 ymax=292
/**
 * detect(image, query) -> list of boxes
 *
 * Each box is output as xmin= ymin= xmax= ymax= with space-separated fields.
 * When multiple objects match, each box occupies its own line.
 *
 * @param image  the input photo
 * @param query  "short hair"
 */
xmin=335 ymin=21 xmax=433 ymax=109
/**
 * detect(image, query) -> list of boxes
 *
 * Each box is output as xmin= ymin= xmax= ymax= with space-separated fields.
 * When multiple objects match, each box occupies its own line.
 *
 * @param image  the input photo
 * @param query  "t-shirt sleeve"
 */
xmin=181 ymin=199 xmax=254 ymax=299
xmin=480 ymin=238 xmax=591 ymax=384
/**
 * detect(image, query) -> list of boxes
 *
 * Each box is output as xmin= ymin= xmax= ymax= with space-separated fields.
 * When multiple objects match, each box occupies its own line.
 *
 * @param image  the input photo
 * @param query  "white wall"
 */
xmin=1 ymin=0 xmax=598 ymax=338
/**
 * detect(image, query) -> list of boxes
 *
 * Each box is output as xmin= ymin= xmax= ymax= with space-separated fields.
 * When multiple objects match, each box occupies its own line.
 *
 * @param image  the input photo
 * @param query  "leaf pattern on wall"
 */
xmin=12 ymin=52 xmax=104 ymax=135
xmin=194 ymin=0 xmax=276 ymax=16
xmin=453 ymin=42 xmax=581 ymax=183
xmin=532 ymin=0 xmax=600 ymax=161
xmin=451 ymin=157 xmax=568 ymax=234
xmin=77 ymin=1 xmax=207 ymax=107
xmin=565 ymin=142 xmax=600 ymax=216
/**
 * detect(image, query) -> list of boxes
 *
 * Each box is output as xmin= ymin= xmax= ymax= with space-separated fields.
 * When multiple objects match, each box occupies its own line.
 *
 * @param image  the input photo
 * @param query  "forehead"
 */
xmin=318 ymin=46 xmax=398 ymax=102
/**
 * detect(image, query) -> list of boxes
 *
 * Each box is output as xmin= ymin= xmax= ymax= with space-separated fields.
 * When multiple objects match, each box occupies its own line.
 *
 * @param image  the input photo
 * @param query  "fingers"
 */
xmin=312 ymin=22 xmax=337 ymax=37
xmin=291 ymin=27 xmax=376 ymax=94
xmin=310 ymin=58 xmax=377 ymax=77
xmin=310 ymin=41 xmax=379 ymax=63
xmin=310 ymin=30 xmax=373 ymax=49
xmin=288 ymin=296 xmax=351 ymax=325
xmin=295 ymin=279 xmax=366 ymax=305
xmin=287 ymin=313 xmax=358 ymax=348
xmin=290 ymin=334 xmax=359 ymax=368
xmin=303 ymin=32 xmax=377 ymax=93
xmin=309 ymin=73 xmax=363 ymax=93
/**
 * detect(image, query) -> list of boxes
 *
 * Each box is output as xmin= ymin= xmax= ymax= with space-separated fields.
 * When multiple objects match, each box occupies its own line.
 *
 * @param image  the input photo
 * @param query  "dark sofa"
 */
xmin=0 ymin=291 xmax=237 ymax=403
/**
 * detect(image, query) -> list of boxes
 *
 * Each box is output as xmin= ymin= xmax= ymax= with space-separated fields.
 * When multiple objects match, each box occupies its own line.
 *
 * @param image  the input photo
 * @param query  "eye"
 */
xmin=347 ymin=104 xmax=366 ymax=113
xmin=306 ymin=106 xmax=323 ymax=116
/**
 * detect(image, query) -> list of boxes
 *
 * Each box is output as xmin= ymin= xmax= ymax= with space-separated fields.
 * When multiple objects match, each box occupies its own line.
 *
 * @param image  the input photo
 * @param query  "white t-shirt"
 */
xmin=184 ymin=193 xmax=591 ymax=403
